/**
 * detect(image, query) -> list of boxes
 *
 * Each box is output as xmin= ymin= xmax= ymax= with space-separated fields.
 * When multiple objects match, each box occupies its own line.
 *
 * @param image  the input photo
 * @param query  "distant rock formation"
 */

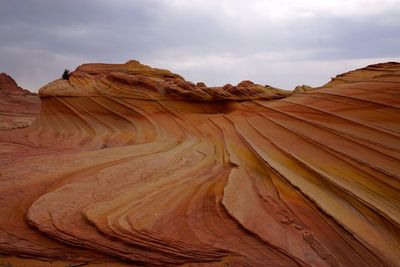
xmin=0 ymin=61 xmax=399 ymax=266
xmin=0 ymin=72 xmax=36 ymax=96
xmin=0 ymin=73 xmax=40 ymax=130
xmin=293 ymin=84 xmax=313 ymax=93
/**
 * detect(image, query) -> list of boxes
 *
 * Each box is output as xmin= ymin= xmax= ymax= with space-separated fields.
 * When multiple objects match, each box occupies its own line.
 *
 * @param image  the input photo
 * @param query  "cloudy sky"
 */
xmin=1 ymin=0 xmax=400 ymax=91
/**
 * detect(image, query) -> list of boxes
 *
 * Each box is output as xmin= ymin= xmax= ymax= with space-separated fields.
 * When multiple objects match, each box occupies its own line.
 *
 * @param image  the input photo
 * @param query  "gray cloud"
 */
xmin=0 ymin=0 xmax=399 ymax=91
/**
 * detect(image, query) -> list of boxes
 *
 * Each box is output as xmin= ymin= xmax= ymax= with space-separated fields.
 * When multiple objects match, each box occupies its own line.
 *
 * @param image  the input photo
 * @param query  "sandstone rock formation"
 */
xmin=0 ymin=73 xmax=40 ymax=130
xmin=293 ymin=84 xmax=313 ymax=93
xmin=0 ymin=61 xmax=399 ymax=266
xmin=39 ymin=60 xmax=290 ymax=100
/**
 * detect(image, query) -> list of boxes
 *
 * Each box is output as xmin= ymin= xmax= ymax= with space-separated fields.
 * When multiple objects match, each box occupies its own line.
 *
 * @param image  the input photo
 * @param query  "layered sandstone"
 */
xmin=0 ymin=73 xmax=40 ymax=130
xmin=0 ymin=61 xmax=399 ymax=266
xmin=39 ymin=60 xmax=290 ymax=100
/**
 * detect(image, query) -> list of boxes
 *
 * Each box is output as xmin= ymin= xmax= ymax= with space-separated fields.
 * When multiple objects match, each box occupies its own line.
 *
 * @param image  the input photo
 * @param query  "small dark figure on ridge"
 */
xmin=62 ymin=69 xmax=70 ymax=80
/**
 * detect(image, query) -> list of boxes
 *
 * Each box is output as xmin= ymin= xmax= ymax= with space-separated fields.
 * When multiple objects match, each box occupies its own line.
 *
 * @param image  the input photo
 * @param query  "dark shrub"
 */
xmin=62 ymin=69 xmax=70 ymax=80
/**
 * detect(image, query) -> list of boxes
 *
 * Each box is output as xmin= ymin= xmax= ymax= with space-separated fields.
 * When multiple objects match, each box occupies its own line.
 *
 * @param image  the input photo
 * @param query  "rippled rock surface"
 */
xmin=0 ymin=61 xmax=399 ymax=266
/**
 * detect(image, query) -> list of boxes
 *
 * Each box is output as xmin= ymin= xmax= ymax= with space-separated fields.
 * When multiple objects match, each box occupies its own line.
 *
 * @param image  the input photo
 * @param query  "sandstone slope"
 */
xmin=0 ymin=61 xmax=399 ymax=266
xmin=0 ymin=73 xmax=40 ymax=130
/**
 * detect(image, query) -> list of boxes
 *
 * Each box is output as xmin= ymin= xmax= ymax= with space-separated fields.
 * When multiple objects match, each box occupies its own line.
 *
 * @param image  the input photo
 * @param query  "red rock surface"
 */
xmin=39 ymin=60 xmax=290 ymax=100
xmin=0 ymin=73 xmax=40 ymax=130
xmin=0 ymin=61 xmax=399 ymax=266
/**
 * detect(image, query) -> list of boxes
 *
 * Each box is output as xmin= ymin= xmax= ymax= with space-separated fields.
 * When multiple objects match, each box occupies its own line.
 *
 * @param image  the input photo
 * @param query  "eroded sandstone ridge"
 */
xmin=0 ymin=61 xmax=399 ymax=266
xmin=39 ymin=60 xmax=290 ymax=100
xmin=0 ymin=73 xmax=39 ymax=130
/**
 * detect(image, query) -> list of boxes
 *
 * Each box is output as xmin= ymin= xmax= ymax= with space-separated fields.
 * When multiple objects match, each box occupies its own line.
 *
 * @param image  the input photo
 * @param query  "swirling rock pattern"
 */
xmin=0 ymin=61 xmax=399 ymax=266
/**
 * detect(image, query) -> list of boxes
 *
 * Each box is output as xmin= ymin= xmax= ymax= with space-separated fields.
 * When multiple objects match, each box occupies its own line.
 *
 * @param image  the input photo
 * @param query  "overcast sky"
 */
xmin=1 ymin=0 xmax=400 ymax=91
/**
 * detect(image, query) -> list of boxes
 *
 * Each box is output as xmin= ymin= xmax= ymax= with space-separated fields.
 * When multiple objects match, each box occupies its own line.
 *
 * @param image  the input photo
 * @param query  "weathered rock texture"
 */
xmin=39 ymin=60 xmax=290 ymax=100
xmin=0 ymin=61 xmax=399 ymax=266
xmin=0 ymin=73 xmax=40 ymax=130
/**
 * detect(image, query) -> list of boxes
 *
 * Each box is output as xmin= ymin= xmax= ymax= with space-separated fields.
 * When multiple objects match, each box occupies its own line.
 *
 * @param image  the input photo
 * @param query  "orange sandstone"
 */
xmin=0 ymin=61 xmax=399 ymax=266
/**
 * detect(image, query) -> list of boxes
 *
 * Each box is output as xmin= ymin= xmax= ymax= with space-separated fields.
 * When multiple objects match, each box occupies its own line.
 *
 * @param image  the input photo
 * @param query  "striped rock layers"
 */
xmin=0 ymin=61 xmax=399 ymax=266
